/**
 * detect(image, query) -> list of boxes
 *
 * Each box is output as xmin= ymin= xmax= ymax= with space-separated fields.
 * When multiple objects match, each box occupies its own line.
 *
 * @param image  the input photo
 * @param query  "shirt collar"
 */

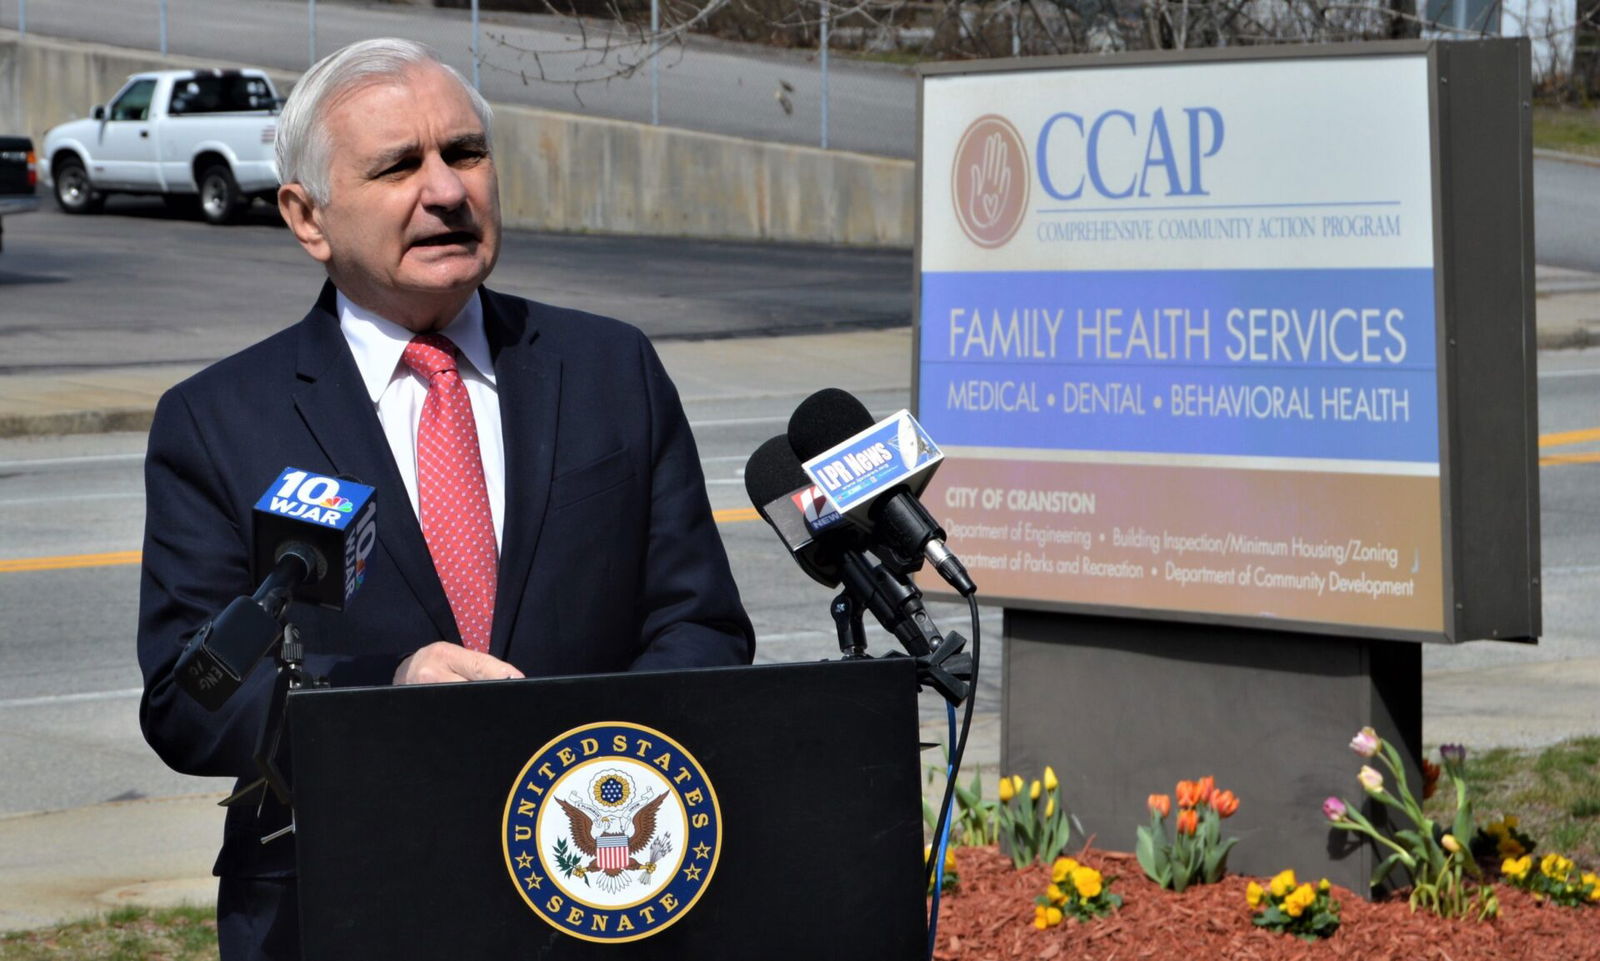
xmin=337 ymin=290 xmax=497 ymax=403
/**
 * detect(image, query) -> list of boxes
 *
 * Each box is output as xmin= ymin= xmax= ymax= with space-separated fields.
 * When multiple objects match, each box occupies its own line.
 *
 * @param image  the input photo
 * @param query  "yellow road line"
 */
xmin=0 ymin=550 xmax=143 ymax=573
xmin=6 ymin=433 xmax=1594 ymax=577
xmin=1540 ymin=427 xmax=1600 ymax=449
xmin=1 ymin=512 xmax=762 ymax=574
xmin=1540 ymin=452 xmax=1600 ymax=466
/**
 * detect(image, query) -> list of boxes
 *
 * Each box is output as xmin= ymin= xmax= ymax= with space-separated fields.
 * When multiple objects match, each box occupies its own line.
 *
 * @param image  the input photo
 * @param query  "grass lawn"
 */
xmin=1533 ymin=104 xmax=1600 ymax=158
xmin=0 ymin=906 xmax=217 ymax=961
xmin=1426 ymin=736 xmax=1600 ymax=868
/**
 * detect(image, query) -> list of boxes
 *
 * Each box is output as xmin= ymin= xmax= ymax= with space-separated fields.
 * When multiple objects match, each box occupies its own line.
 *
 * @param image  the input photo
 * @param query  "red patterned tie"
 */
xmin=402 ymin=334 xmax=497 ymax=652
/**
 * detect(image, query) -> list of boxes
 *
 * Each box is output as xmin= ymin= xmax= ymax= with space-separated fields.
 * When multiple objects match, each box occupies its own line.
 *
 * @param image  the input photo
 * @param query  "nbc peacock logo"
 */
xmin=951 ymin=114 xmax=1029 ymax=249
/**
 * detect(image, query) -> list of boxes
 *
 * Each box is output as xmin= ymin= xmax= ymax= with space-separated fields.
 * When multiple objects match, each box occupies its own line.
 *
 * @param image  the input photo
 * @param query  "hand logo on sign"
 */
xmin=968 ymin=132 xmax=1013 ymax=230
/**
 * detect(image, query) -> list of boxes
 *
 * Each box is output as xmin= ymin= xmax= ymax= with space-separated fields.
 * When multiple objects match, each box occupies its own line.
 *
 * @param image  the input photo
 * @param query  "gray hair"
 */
xmin=276 ymin=38 xmax=493 ymax=205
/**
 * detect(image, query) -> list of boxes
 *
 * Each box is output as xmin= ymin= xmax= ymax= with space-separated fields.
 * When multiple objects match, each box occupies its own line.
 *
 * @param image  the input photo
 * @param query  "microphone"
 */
xmin=788 ymin=389 xmax=977 ymax=597
xmin=175 ymin=468 xmax=377 ymax=711
xmin=743 ymin=435 xmax=848 ymax=588
xmin=745 ymin=435 xmax=941 ymax=656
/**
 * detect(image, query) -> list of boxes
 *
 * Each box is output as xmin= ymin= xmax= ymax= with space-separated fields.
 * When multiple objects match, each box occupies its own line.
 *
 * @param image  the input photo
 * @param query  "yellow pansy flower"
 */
xmin=1245 ymin=881 xmax=1264 ymax=907
xmin=1499 ymin=836 xmax=1526 ymax=858
xmin=1269 ymin=868 xmax=1297 ymax=899
xmin=1045 ymin=906 xmax=1064 ymax=926
xmin=1284 ymin=883 xmax=1316 ymax=918
xmin=1051 ymin=857 xmax=1078 ymax=882
xmin=1071 ymin=866 xmax=1103 ymax=900
xmin=1502 ymin=855 xmax=1532 ymax=881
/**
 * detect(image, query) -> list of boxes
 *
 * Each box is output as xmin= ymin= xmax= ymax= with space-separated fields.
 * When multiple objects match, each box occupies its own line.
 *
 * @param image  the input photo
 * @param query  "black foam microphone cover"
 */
xmin=787 ymin=387 xmax=875 ymax=461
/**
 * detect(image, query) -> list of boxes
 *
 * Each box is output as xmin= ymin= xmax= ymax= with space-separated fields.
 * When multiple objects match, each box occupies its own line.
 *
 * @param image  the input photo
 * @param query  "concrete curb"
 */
xmin=1534 ymin=147 xmax=1600 ymax=169
xmin=0 ymin=407 xmax=156 ymax=439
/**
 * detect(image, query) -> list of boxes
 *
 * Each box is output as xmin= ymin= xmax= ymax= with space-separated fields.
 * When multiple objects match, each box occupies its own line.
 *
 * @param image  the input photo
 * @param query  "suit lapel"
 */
xmin=482 ymin=288 xmax=562 ymax=659
xmin=290 ymin=283 xmax=458 ymax=643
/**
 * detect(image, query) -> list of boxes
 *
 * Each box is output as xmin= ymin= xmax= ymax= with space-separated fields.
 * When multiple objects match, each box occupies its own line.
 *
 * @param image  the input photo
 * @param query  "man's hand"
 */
xmin=394 ymin=642 xmax=526 ymax=684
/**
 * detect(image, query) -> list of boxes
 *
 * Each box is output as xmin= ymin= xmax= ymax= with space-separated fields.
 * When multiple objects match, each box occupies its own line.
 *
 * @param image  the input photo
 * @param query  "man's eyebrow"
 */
xmin=365 ymin=142 xmax=420 ymax=176
xmin=446 ymin=133 xmax=490 ymax=153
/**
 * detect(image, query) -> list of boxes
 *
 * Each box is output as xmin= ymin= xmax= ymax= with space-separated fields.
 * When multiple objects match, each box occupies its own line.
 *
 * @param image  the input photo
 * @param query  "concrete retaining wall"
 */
xmin=0 ymin=30 xmax=913 ymax=246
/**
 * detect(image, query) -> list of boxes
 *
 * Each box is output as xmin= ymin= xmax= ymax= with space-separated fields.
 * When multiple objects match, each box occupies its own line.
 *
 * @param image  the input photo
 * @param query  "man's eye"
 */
xmin=379 ymin=158 xmax=420 ymax=177
xmin=447 ymin=148 xmax=487 ymax=166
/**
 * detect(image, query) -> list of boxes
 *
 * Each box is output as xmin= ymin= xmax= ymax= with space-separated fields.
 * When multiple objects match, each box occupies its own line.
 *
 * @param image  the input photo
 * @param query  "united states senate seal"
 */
xmin=501 ymin=721 xmax=722 ymax=943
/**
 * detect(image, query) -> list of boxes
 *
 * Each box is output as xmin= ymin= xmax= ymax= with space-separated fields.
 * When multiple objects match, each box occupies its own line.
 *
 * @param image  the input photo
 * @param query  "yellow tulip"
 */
xmin=1441 ymin=833 xmax=1461 ymax=854
xmin=1045 ymin=797 xmax=1056 ymax=819
xmin=1030 ymin=779 xmax=1042 ymax=801
xmin=999 ymin=777 xmax=1015 ymax=803
xmin=1043 ymin=765 xmax=1059 ymax=792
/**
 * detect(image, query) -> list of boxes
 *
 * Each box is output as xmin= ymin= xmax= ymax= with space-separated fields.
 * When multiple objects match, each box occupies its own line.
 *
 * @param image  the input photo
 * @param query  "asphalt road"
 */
xmin=8 ymin=0 xmax=918 ymax=157
xmin=0 ymin=385 xmax=1006 ymax=816
xmin=0 ymin=199 xmax=913 ymax=374
xmin=1 ymin=349 xmax=1596 ymax=817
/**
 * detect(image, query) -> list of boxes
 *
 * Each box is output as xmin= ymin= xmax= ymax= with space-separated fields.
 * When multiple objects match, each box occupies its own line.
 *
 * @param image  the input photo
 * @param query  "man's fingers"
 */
xmin=453 ymin=647 xmax=526 ymax=681
xmin=395 ymin=641 xmax=524 ymax=684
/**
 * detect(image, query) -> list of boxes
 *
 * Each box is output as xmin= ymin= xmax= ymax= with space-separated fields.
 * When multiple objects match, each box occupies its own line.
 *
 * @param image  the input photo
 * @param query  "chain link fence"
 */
xmin=5 ymin=0 xmax=1594 ymax=160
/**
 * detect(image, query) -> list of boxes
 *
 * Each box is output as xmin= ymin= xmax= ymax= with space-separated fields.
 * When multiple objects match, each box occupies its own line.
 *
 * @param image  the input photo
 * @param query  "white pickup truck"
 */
xmin=42 ymin=68 xmax=281 ymax=225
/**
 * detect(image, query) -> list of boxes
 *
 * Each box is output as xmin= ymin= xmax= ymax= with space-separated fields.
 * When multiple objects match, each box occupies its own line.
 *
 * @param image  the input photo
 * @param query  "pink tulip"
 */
xmin=1348 ymin=727 xmax=1380 ymax=758
xmin=1322 ymin=796 xmax=1347 ymax=821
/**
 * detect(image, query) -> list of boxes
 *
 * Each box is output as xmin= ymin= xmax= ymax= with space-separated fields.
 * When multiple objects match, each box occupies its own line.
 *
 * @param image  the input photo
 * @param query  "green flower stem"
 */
xmin=1331 ymin=816 xmax=1417 ymax=867
xmin=1376 ymin=742 xmax=1423 ymax=816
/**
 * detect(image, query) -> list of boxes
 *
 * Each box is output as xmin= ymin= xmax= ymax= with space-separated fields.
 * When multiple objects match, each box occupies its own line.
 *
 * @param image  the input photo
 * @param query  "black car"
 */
xmin=0 ymin=135 xmax=41 ymax=253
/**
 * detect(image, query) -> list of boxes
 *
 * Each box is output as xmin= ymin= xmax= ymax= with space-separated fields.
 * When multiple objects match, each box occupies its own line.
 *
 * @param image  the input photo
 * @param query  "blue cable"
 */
xmin=926 ymin=701 xmax=959 ymax=959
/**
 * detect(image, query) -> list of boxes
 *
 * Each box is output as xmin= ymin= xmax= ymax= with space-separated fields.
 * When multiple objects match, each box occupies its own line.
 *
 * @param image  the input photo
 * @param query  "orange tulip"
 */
xmin=1212 ymin=789 xmax=1239 ymax=818
xmin=1148 ymin=793 xmax=1171 ymax=818
xmin=1196 ymin=775 xmax=1216 ymax=806
xmin=1175 ymin=780 xmax=1199 ymax=809
xmin=1177 ymin=808 xmax=1199 ymax=835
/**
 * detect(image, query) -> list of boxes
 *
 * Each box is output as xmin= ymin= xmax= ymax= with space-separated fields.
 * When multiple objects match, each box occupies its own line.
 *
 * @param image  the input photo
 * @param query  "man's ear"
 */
xmin=278 ymin=183 xmax=332 ymax=264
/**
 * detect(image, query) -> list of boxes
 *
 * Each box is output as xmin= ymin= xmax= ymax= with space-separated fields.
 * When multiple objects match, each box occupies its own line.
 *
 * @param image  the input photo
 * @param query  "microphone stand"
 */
xmin=830 ymin=550 xmax=973 ymax=707
xmin=213 ymin=553 xmax=329 ymax=836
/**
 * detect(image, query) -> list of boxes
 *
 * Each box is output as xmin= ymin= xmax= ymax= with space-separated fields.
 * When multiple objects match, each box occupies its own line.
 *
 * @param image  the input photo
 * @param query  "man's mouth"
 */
xmin=411 ymin=230 xmax=478 ymax=248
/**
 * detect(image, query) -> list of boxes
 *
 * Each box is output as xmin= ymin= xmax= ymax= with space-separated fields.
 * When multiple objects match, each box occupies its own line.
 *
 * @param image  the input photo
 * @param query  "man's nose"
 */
xmin=419 ymin=154 xmax=468 ymax=209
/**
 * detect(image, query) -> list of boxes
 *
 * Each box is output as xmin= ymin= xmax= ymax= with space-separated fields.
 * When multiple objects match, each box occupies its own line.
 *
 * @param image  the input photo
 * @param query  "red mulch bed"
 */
xmin=931 ymin=846 xmax=1600 ymax=961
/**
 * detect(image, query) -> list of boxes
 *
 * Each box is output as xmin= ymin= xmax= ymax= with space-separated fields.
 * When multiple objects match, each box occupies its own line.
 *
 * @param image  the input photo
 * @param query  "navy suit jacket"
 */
xmin=136 ymin=284 xmax=754 ymax=880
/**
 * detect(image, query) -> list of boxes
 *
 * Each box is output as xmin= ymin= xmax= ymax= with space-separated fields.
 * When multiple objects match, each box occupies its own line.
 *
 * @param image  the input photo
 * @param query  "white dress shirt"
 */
xmin=337 ymin=291 xmax=506 ymax=549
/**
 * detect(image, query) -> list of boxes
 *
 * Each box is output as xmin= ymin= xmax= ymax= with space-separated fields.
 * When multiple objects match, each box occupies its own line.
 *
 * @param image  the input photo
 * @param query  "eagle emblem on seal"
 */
xmin=552 ymin=768 xmax=673 ymax=894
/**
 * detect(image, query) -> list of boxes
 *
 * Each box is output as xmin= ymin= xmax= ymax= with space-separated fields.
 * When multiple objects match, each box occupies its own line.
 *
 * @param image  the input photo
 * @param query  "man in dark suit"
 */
xmin=136 ymin=38 xmax=753 ymax=961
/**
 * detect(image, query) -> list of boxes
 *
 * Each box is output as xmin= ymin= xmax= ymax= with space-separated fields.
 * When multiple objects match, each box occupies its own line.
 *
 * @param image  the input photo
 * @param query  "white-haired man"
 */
xmin=136 ymin=38 xmax=753 ymax=960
